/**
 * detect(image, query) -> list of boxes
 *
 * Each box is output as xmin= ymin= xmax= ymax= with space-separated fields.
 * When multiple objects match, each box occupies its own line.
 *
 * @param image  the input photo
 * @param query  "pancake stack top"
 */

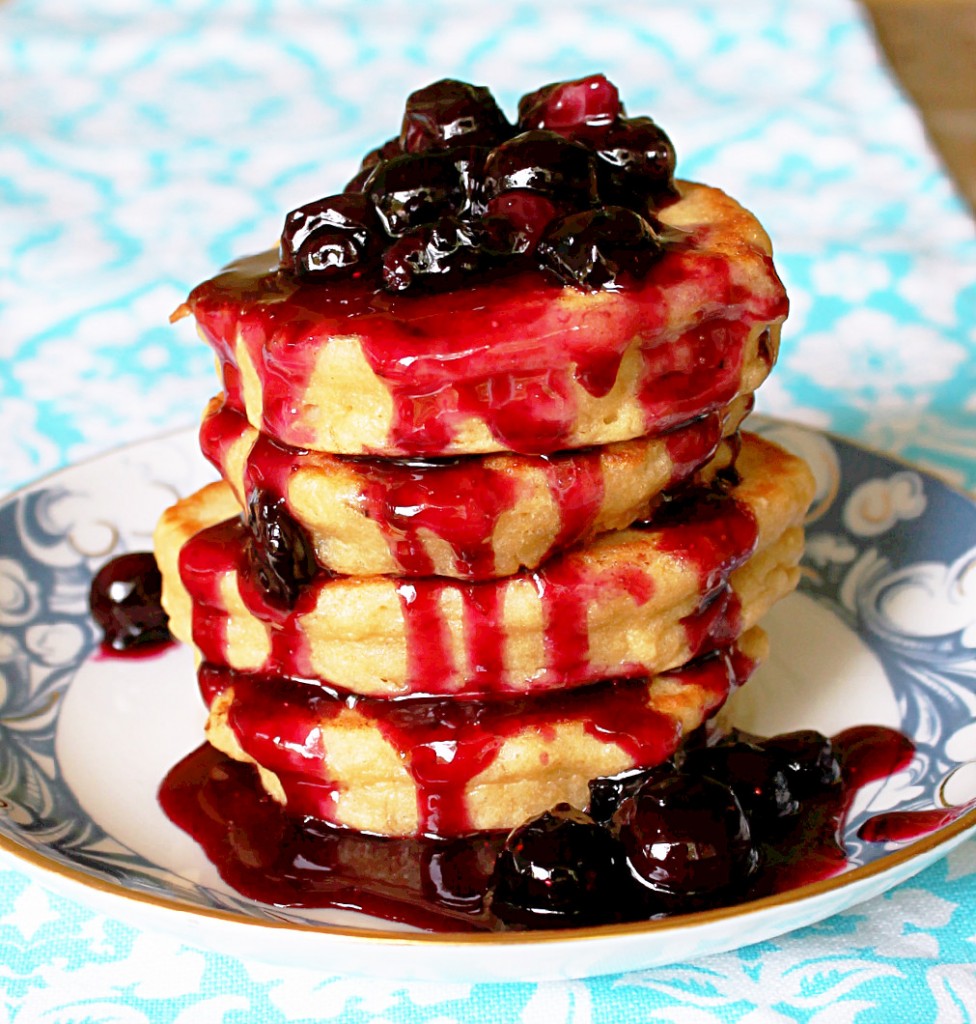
xmin=155 ymin=76 xmax=815 ymax=846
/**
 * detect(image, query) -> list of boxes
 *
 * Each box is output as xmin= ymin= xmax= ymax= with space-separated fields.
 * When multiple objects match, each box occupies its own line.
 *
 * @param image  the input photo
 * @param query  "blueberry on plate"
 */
xmin=682 ymin=739 xmax=801 ymax=838
xmin=587 ymin=762 xmax=675 ymax=826
xmin=613 ymin=772 xmax=759 ymax=911
xmin=489 ymin=803 xmax=631 ymax=928
xmin=759 ymin=730 xmax=842 ymax=798
xmin=89 ymin=552 xmax=172 ymax=651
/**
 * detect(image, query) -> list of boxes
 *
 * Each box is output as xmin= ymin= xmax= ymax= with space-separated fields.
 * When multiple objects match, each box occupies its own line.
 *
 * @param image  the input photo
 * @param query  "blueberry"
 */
xmin=537 ymin=205 xmax=662 ymax=289
xmin=89 ymin=552 xmax=172 ymax=651
xmin=518 ymin=74 xmax=622 ymax=142
xmin=421 ymin=835 xmax=498 ymax=913
xmin=382 ymin=215 xmax=484 ymax=292
xmin=302 ymin=77 xmax=680 ymax=295
xmin=489 ymin=803 xmax=630 ymax=928
xmin=595 ymin=116 xmax=677 ymax=206
xmin=279 ymin=193 xmax=381 ymax=278
xmin=366 ymin=151 xmax=465 ymax=236
xmin=361 ymin=136 xmax=402 ymax=170
xmin=401 ymin=79 xmax=511 ymax=153
xmin=482 ymin=191 xmax=562 ymax=256
xmin=760 ymin=730 xmax=842 ymax=799
xmin=245 ymin=490 xmax=318 ymax=609
xmin=448 ymin=144 xmax=491 ymax=219
xmin=613 ymin=773 xmax=758 ymax=910
xmin=587 ymin=762 xmax=675 ymax=826
xmin=483 ymin=130 xmax=598 ymax=207
xmin=682 ymin=740 xmax=800 ymax=837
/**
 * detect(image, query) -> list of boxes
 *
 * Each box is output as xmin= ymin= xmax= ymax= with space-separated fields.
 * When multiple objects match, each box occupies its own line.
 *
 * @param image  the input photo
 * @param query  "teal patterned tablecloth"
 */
xmin=3 ymin=0 xmax=976 ymax=1020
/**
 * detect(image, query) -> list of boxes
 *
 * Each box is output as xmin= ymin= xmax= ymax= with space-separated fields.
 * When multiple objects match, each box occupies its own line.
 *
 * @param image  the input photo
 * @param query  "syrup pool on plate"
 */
xmin=156 ymin=718 xmax=918 ymax=931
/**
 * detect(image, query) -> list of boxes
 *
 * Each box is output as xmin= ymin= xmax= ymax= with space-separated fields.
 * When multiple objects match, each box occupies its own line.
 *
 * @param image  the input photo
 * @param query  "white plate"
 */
xmin=1 ymin=419 xmax=975 ymax=982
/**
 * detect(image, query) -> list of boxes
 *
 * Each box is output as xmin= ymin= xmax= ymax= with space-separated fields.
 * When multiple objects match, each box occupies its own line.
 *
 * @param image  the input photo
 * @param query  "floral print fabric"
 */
xmin=1 ymin=0 xmax=975 ymax=1020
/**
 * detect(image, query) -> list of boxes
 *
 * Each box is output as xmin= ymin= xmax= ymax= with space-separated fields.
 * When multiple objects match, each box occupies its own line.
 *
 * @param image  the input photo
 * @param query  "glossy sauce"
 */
xmin=187 ymin=233 xmax=785 ymax=456
xmin=199 ymin=395 xmax=726 ymax=579
xmin=747 ymin=725 xmax=916 ymax=893
xmin=159 ymin=722 xmax=921 ymax=931
xmin=857 ymin=801 xmax=976 ymax=843
xmin=199 ymin=644 xmax=745 ymax=837
xmin=93 ymin=638 xmax=175 ymax=661
xmin=176 ymin=474 xmax=757 ymax=696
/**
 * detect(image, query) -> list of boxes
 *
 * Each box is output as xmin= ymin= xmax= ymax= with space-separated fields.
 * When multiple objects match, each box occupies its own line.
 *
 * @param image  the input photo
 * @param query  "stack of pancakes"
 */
xmin=155 ymin=180 xmax=815 ymax=839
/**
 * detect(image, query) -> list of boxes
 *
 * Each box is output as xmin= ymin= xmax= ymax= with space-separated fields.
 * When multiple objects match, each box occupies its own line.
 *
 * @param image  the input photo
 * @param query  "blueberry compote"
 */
xmin=279 ymin=74 xmax=674 ymax=293
xmin=89 ymin=552 xmax=173 ymax=655
xmin=185 ymin=76 xmax=786 ymax=458
xmin=159 ymin=721 xmax=919 ymax=932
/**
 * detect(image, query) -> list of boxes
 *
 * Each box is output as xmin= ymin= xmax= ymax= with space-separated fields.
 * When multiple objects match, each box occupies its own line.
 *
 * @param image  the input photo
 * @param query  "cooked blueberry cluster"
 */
xmin=488 ymin=729 xmax=842 ymax=928
xmin=278 ymin=75 xmax=677 ymax=293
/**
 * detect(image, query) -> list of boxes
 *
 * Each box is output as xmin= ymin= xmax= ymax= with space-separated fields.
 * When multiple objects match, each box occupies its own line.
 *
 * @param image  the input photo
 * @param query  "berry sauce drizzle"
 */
xmin=361 ymin=458 xmax=520 ymax=577
xmin=176 ymin=474 xmax=756 ymax=695
xmin=201 ymin=645 xmax=741 ymax=836
xmin=158 ymin=721 xmax=923 ymax=932
xmin=187 ymin=231 xmax=784 ymax=456
xmin=199 ymin=394 xmax=725 ymax=579
xmin=160 ymin=743 xmax=503 ymax=932
xmin=857 ymin=805 xmax=976 ymax=843
xmin=745 ymin=725 xmax=916 ymax=894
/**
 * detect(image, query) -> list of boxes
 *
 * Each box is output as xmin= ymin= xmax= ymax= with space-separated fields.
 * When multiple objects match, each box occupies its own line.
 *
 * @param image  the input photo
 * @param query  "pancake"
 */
xmin=202 ymin=627 xmax=768 ymax=838
xmin=178 ymin=182 xmax=786 ymax=457
xmin=155 ymin=433 xmax=813 ymax=697
xmin=200 ymin=394 xmax=750 ymax=580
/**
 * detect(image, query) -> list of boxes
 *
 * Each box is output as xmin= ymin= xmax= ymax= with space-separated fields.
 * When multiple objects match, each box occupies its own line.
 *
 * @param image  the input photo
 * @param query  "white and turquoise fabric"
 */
xmin=2 ymin=0 xmax=976 ymax=1020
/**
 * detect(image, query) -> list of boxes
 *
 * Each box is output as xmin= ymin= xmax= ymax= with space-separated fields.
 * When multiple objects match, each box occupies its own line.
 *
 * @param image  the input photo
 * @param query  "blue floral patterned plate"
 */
xmin=0 ymin=419 xmax=974 ymax=982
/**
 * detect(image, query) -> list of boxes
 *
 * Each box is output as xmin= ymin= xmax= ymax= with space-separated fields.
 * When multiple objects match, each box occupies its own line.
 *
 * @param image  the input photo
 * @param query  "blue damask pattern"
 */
xmin=3 ymin=0 xmax=976 ymax=1020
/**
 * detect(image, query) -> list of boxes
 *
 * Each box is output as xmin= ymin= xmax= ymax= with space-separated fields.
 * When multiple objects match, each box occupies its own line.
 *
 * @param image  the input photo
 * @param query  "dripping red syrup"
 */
xmin=175 ymin=468 xmax=758 ymax=696
xmin=188 ymin=230 xmax=785 ymax=457
xmin=199 ymin=396 xmax=725 ymax=580
xmin=158 ymin=710 xmax=923 ymax=932
xmin=200 ymin=647 xmax=739 ymax=837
